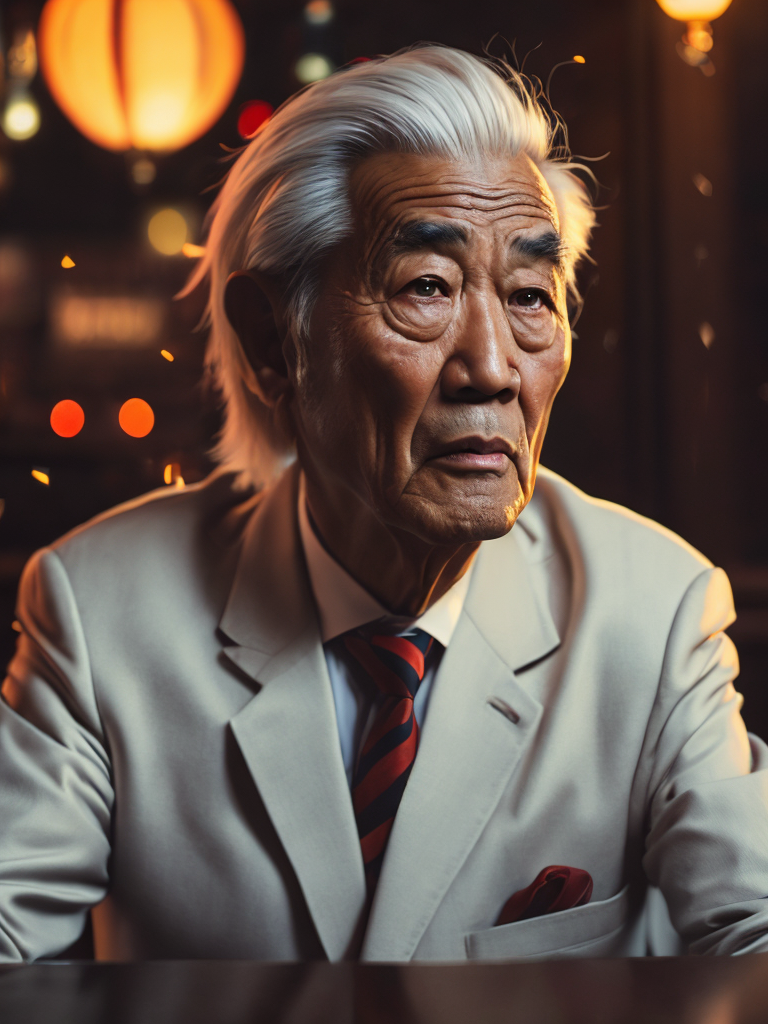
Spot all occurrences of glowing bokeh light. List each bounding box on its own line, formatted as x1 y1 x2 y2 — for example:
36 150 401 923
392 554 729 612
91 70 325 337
31 469 50 485
573 55 586 64
148 208 188 255
304 0 334 25
237 99 272 139
656 0 732 19
181 242 205 258
294 53 334 84
131 157 156 184
61 254 75 268
8 29 38 81
119 397 154 437
2 93 41 140
160 349 174 361
699 322 715 349
50 399 85 437
38 0 245 153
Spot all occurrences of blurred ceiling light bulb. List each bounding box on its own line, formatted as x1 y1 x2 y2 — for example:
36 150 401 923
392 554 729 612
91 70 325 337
38 0 245 153
294 53 334 83
304 0 334 24
656 0 732 64
148 208 188 255
2 91 41 140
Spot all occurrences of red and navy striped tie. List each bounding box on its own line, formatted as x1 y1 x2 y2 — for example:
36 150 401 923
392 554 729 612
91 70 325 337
343 627 434 888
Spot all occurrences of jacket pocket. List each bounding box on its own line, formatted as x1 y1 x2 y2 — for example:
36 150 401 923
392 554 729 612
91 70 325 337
465 885 631 960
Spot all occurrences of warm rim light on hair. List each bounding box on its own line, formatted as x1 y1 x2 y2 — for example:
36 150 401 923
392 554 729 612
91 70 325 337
119 397 155 437
50 399 85 437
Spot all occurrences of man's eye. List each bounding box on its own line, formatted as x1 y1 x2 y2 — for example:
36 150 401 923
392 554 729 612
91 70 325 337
409 278 442 298
512 288 547 309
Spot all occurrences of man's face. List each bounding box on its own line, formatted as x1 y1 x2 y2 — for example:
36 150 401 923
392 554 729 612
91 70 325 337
291 151 571 546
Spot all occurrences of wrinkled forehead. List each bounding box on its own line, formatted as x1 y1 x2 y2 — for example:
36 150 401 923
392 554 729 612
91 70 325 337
348 151 560 260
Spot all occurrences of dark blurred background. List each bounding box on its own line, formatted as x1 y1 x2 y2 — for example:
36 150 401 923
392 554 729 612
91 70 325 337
1 0 767 730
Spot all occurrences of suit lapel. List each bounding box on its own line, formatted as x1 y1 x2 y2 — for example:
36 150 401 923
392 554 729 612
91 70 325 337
220 466 366 961
361 527 560 961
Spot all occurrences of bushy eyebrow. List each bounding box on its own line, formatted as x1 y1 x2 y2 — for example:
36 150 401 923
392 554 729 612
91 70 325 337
511 230 565 268
386 220 468 253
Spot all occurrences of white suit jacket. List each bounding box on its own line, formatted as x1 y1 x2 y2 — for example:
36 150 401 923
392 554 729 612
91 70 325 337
3 463 768 962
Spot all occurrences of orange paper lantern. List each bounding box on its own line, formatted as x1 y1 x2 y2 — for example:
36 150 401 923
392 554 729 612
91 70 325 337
38 0 245 153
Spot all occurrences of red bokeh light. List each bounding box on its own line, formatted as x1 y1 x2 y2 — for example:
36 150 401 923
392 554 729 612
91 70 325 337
50 399 85 437
119 398 154 438
237 100 273 139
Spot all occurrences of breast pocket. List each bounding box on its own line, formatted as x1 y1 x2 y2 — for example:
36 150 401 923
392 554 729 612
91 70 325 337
465 885 632 961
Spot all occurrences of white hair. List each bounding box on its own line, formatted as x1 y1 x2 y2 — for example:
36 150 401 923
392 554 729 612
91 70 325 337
183 45 596 489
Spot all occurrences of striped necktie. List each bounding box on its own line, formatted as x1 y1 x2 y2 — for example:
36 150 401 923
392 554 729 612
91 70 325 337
342 627 434 888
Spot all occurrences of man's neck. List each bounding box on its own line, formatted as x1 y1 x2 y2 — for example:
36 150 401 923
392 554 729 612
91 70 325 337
303 475 479 619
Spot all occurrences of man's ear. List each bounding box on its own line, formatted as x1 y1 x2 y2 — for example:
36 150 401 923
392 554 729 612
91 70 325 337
223 270 293 408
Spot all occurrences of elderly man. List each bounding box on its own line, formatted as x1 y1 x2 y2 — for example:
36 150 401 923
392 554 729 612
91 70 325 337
2 46 768 964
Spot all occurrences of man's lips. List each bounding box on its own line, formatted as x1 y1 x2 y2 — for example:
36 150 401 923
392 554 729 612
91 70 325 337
428 435 516 472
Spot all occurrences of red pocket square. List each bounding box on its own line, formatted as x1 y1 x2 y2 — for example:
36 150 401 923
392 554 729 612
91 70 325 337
495 865 593 926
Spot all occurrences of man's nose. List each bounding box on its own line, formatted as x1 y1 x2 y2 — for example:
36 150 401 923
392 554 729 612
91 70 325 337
440 292 521 403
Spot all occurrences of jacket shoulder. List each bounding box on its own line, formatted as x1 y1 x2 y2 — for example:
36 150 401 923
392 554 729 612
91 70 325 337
524 467 714 588
44 469 260 582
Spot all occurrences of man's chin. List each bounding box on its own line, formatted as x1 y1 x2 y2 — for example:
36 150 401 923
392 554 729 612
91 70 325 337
396 491 526 546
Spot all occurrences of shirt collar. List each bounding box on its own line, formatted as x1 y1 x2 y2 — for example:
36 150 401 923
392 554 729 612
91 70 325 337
298 473 474 646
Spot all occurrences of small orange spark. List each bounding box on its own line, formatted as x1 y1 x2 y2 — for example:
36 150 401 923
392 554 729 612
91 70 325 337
175 476 186 489
11 620 22 633
160 349 174 362
61 255 76 268
573 55 586 64
181 243 205 258
31 469 50 485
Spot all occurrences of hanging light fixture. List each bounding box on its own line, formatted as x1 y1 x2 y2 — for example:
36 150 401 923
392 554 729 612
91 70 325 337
655 0 733 70
37 0 245 153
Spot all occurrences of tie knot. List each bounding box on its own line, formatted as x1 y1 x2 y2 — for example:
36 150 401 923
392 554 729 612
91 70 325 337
343 627 434 699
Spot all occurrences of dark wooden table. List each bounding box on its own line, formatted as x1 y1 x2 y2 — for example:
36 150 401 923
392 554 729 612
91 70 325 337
3 958 768 1024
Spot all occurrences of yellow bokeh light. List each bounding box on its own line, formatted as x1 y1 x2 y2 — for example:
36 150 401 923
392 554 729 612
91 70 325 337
181 242 205 258
38 0 245 153
160 349 174 361
164 462 183 486
31 469 50 485
294 53 334 84
2 93 41 140
148 208 187 255
573 55 586 64
61 254 76 268
656 0 732 19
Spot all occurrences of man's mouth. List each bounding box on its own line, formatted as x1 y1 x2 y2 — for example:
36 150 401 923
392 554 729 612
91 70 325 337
428 436 515 472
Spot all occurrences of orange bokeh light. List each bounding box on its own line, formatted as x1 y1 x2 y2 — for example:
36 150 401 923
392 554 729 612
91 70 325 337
119 397 154 437
50 399 85 437
38 0 245 153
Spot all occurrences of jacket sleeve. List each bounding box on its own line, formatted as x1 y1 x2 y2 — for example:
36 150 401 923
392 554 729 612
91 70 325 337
642 566 768 954
0 547 113 961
